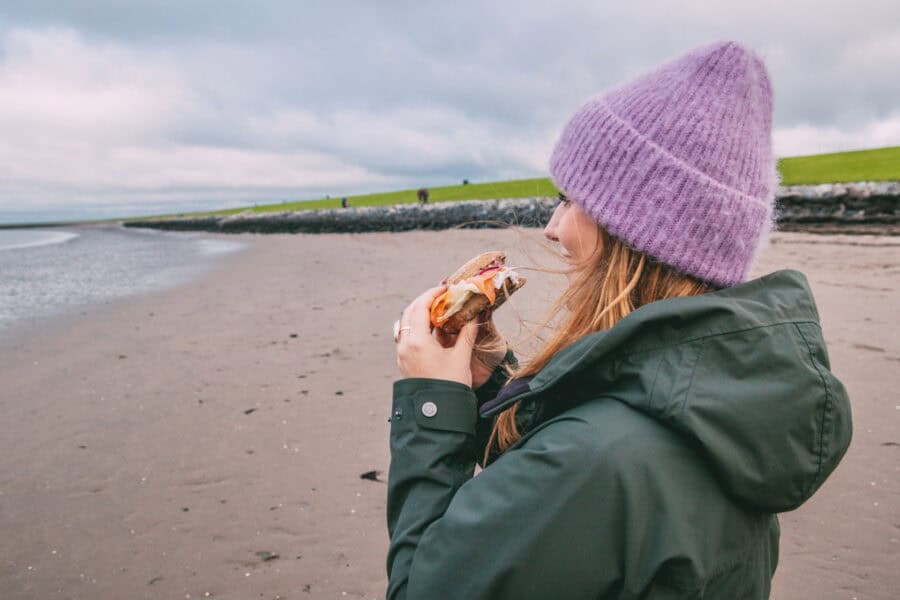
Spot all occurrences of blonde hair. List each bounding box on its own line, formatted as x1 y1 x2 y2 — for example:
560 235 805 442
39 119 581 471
483 226 713 464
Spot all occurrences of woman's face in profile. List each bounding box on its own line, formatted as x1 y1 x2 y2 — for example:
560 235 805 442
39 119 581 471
544 195 601 266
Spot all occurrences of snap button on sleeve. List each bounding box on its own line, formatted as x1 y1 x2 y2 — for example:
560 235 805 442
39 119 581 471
421 402 438 417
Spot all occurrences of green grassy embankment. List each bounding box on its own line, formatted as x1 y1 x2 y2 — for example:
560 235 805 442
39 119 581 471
776 145 900 185
139 178 558 220
139 146 899 220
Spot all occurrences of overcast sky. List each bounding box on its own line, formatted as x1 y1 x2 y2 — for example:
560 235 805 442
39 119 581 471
1 1 898 217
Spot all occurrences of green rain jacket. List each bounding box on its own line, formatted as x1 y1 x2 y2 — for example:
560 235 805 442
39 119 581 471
386 270 852 599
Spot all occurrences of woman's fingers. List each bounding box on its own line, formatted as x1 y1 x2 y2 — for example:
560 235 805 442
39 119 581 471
395 285 475 386
434 327 455 348
475 318 499 343
400 285 446 339
454 320 479 357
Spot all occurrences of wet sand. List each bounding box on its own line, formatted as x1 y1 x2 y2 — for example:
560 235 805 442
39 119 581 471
0 228 897 599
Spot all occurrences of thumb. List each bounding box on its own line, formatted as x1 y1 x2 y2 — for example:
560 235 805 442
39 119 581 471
454 320 479 356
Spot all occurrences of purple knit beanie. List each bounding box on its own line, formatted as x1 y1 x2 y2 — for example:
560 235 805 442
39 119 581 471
549 41 778 287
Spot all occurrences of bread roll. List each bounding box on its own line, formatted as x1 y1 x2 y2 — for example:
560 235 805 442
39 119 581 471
433 251 526 334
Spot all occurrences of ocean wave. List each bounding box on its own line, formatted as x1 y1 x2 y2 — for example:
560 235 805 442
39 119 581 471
0 230 79 252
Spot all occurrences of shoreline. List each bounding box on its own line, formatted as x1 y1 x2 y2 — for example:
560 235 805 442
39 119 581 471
1 229 897 599
0 225 248 350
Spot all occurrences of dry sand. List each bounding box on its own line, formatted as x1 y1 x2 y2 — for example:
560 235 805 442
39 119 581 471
0 228 897 600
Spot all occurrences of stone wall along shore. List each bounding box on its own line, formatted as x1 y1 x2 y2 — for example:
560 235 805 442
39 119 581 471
125 181 899 235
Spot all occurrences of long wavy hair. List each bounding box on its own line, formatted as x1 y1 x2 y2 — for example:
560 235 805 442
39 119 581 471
482 225 713 464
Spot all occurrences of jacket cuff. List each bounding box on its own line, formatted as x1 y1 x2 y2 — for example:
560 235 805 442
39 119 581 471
392 378 478 435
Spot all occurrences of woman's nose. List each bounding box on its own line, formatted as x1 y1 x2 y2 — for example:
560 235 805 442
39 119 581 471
543 222 557 242
544 206 560 242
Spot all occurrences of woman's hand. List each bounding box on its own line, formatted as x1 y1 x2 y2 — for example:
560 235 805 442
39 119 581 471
396 286 480 387
436 310 508 390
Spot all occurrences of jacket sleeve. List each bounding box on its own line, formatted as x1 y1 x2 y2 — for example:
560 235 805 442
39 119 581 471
473 349 518 464
386 380 623 599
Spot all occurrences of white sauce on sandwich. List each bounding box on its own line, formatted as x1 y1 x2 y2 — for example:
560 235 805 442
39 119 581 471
492 267 520 289
440 281 481 321
439 267 520 322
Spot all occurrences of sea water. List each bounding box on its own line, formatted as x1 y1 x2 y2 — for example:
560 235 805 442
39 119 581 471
0 226 245 336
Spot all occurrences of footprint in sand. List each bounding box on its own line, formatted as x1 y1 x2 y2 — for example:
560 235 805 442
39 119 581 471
852 343 885 353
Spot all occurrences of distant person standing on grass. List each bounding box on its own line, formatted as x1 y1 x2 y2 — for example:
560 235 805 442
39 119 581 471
417 188 429 204
341 197 348 208
388 41 852 599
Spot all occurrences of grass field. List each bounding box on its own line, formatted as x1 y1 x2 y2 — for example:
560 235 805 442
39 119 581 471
777 146 900 185
152 146 900 219
159 178 559 219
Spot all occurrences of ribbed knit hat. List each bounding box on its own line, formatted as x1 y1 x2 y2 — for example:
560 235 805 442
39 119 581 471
549 41 778 287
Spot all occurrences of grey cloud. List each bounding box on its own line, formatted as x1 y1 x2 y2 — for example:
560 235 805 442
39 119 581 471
0 1 898 215
8 1 896 128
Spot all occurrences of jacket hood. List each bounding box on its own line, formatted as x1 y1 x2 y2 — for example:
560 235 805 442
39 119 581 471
483 270 852 513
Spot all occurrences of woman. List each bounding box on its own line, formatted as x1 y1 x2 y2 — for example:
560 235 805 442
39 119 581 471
388 41 852 599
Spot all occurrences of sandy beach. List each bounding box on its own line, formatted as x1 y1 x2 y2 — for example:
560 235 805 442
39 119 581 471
1 227 897 599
